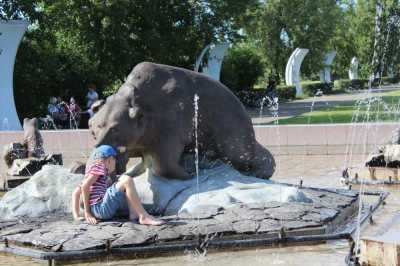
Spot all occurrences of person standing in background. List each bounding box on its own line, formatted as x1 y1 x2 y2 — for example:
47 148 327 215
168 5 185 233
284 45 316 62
86 83 99 109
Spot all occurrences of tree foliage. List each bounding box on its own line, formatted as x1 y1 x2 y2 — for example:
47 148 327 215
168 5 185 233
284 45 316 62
1 0 256 119
245 0 342 82
220 42 264 91
2 0 400 121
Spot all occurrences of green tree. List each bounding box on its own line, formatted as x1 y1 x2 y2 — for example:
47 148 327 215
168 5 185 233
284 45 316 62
245 0 342 82
330 2 357 78
2 0 257 120
220 42 264 91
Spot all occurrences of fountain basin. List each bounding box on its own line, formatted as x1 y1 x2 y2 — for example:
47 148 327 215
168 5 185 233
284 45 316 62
0 163 372 264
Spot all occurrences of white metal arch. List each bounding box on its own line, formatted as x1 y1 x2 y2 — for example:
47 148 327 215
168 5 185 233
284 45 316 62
194 43 229 81
319 51 336 83
285 48 309 96
348 57 359 80
0 20 28 131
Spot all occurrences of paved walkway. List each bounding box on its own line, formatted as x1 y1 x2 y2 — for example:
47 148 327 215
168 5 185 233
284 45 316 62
249 85 400 125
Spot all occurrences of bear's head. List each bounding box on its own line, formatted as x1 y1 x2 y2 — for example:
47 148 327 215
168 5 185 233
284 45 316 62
89 93 146 153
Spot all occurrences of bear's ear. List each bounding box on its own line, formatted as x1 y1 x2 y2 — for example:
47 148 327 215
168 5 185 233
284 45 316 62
91 100 105 113
31 118 39 128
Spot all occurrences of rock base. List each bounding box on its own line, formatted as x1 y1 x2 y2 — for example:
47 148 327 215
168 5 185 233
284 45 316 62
0 186 358 259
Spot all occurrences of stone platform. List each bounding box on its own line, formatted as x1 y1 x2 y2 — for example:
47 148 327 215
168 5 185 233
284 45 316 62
0 186 360 263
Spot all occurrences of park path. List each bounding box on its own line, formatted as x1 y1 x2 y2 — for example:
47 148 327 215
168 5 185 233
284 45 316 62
249 84 400 125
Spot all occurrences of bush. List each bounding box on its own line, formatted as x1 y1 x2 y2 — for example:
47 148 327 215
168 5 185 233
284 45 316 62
381 76 400 84
221 44 264 92
276 85 296 100
234 85 296 108
103 79 123 97
334 79 367 91
301 81 333 96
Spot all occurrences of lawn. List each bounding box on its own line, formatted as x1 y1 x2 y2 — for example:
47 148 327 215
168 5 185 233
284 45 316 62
273 90 400 125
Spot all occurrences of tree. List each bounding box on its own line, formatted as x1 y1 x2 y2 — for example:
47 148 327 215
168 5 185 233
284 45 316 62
2 0 257 120
245 0 342 82
220 42 264 91
329 1 358 79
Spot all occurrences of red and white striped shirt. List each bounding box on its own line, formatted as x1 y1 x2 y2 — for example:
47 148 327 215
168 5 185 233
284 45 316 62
84 161 109 205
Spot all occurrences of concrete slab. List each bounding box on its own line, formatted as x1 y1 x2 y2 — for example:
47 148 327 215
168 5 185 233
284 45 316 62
361 214 400 266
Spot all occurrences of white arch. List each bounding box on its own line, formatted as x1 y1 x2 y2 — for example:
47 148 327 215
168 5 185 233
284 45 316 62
194 43 229 81
0 20 28 131
285 48 309 96
194 44 210 73
319 50 336 83
348 57 358 80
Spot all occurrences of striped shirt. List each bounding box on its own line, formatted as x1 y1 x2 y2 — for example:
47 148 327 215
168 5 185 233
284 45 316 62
84 161 109 205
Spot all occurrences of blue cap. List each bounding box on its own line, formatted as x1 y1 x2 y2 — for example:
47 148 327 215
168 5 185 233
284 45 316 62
90 145 117 160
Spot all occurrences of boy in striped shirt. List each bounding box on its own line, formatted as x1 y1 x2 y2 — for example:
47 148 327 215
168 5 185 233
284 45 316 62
72 145 164 225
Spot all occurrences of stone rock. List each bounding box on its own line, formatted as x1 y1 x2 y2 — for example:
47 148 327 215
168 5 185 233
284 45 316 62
162 165 311 215
7 158 42 176
0 163 311 220
0 165 83 219
69 161 86 174
2 142 27 167
7 154 63 176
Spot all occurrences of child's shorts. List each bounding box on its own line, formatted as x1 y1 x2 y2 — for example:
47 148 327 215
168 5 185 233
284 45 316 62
90 184 129 220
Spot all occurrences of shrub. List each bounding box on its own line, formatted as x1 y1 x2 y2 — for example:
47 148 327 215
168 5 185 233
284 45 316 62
381 76 400 84
276 85 296 100
103 79 123 97
301 81 333 96
220 44 264 92
334 79 367 91
234 85 296 108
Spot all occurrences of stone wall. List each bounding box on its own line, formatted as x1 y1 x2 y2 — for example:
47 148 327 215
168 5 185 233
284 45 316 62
0 123 398 178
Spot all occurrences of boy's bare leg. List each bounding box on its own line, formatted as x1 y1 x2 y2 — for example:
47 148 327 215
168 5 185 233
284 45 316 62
71 186 84 221
116 175 165 225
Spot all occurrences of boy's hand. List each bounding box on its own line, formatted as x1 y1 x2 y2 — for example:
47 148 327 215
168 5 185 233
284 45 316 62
85 212 98 224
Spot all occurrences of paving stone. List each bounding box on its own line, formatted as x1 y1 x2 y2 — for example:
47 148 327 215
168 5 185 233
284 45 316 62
156 227 182 241
62 236 106 251
99 225 133 236
7 229 78 250
0 225 35 237
178 205 222 220
257 219 282 233
86 227 117 240
0 220 18 230
190 219 234 235
284 220 321 230
232 220 259 233
301 208 340 223
111 230 156 248
266 206 308 221
230 207 268 221
320 208 339 221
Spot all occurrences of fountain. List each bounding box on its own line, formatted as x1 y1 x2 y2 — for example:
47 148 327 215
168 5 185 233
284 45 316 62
0 63 385 265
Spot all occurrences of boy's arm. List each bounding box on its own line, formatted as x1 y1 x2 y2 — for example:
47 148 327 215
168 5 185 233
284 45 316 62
71 186 82 220
80 174 98 224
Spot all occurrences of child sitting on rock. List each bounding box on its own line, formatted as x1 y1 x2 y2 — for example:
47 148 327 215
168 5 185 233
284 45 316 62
71 145 164 225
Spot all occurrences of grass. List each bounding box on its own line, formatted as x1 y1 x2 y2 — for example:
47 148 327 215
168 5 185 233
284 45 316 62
272 90 400 125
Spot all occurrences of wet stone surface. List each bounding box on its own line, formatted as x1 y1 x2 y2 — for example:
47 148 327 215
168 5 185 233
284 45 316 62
0 187 358 254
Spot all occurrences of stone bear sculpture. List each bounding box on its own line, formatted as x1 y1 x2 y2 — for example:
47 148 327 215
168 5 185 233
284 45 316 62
23 118 45 158
89 62 275 180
